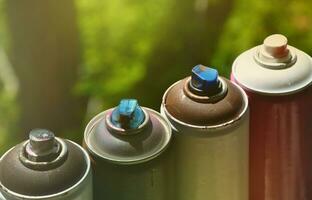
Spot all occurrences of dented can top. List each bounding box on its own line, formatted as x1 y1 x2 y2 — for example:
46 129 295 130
162 65 248 129
84 99 171 165
0 129 90 198
232 34 312 95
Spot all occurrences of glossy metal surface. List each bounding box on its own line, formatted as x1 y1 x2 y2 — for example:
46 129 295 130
246 88 312 200
163 112 249 200
232 35 312 95
163 77 244 127
161 70 249 200
231 34 312 200
0 171 92 200
84 108 171 164
91 150 174 200
0 140 92 200
84 106 173 200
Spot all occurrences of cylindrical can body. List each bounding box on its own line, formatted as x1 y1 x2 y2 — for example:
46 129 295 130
246 89 312 200
231 34 312 200
0 130 92 200
161 66 249 200
83 102 172 200
91 148 173 200
0 168 92 200
165 114 249 200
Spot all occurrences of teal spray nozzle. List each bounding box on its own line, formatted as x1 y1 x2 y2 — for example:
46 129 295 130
111 99 145 129
190 65 221 95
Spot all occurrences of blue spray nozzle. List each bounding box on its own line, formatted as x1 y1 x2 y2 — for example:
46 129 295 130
191 65 219 93
111 99 145 129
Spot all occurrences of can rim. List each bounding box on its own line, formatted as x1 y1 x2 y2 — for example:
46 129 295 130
232 46 312 96
0 139 91 199
161 77 249 131
83 107 172 165
232 74 312 96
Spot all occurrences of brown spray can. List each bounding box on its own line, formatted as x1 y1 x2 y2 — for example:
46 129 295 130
161 65 249 200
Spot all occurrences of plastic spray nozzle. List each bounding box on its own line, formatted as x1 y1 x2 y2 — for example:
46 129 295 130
257 34 293 66
111 99 145 129
191 65 220 95
262 34 289 58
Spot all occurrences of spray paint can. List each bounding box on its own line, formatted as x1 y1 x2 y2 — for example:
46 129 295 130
161 65 249 200
0 129 92 200
231 34 312 200
83 99 172 200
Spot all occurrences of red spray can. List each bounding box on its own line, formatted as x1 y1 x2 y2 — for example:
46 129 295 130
231 34 312 200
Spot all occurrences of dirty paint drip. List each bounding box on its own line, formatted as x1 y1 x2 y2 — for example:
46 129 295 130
111 99 145 129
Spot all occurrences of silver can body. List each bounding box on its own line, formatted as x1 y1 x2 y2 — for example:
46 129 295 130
92 151 173 200
84 107 173 200
161 78 249 200
0 140 93 200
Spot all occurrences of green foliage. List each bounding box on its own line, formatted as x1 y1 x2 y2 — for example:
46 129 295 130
0 54 18 153
0 0 4 45
77 0 312 110
211 0 312 76
0 0 18 153
0 90 18 153
76 0 171 107
1 0 312 149
76 0 236 111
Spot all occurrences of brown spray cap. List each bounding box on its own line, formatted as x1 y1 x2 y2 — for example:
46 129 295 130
162 65 247 127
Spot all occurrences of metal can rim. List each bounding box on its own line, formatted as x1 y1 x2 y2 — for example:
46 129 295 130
83 107 172 165
161 77 249 132
232 46 312 96
232 76 312 96
0 139 91 199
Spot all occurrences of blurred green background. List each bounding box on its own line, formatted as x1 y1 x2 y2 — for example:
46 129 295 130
0 0 311 154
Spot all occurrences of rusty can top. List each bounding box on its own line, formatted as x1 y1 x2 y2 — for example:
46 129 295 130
83 99 171 165
232 34 312 95
0 129 90 198
161 65 248 130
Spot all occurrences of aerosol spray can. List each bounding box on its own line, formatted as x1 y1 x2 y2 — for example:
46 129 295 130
83 99 172 200
0 129 93 200
231 34 312 200
161 65 249 200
